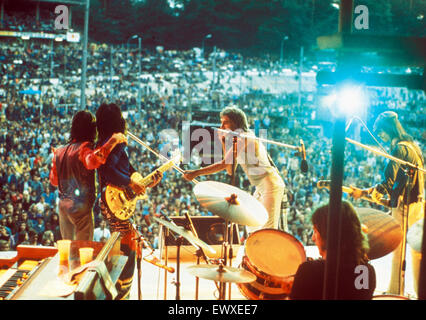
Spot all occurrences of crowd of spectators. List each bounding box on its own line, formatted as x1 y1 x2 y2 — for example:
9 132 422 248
1 8 58 33
1 35 425 254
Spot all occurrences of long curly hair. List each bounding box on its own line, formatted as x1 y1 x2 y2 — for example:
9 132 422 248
373 111 413 143
311 200 370 265
96 103 126 143
69 110 96 143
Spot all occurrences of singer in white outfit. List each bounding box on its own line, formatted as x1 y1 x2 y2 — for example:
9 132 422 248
183 106 285 230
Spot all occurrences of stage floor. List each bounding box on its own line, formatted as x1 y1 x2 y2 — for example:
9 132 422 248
129 245 418 300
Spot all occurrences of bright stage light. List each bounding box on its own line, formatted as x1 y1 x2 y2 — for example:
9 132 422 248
321 83 369 118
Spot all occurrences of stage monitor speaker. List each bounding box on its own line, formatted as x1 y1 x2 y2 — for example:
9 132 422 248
164 216 240 246
161 216 241 260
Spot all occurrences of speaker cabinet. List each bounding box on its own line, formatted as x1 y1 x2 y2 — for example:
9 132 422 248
184 121 221 166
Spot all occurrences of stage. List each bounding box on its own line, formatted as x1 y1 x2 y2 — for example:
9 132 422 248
129 245 418 300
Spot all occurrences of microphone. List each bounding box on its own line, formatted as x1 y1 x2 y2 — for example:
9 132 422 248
132 235 154 250
160 210 177 240
143 255 175 273
299 139 308 173
345 117 354 132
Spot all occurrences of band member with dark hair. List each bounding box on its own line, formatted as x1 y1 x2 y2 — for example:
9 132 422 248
287 201 376 300
183 106 285 230
49 110 127 241
352 111 424 295
96 103 162 300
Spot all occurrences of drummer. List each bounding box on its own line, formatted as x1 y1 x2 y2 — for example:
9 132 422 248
286 201 376 300
183 106 285 232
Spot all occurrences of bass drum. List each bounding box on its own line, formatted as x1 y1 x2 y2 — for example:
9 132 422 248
372 295 410 300
237 229 306 300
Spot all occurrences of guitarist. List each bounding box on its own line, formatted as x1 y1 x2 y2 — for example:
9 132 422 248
49 110 127 241
96 103 163 300
351 111 424 296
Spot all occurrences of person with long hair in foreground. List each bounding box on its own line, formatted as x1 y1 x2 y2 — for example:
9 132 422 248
287 201 376 300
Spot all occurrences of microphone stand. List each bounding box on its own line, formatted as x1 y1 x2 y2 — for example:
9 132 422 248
346 137 426 296
158 212 183 300
183 212 213 300
231 136 238 187
216 128 300 151
217 136 238 300
399 167 413 296
132 227 152 300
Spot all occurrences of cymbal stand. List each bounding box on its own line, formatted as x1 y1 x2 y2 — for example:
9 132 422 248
184 212 211 300
174 235 184 300
219 218 230 300
163 219 183 300
228 221 235 300
158 212 184 299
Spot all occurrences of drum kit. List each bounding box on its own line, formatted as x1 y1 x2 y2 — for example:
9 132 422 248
153 180 410 300
126 130 421 300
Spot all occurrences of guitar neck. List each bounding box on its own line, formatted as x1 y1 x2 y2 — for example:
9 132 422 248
140 160 177 186
317 181 390 208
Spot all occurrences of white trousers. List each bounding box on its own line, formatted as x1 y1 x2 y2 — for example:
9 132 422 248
249 172 285 232
388 200 424 296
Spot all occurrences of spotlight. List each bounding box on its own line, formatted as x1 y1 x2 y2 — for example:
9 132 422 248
322 82 368 118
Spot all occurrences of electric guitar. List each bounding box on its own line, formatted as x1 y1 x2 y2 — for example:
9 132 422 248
105 152 181 220
317 180 390 208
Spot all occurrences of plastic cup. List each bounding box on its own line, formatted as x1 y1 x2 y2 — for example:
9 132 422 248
79 247 94 266
57 240 71 264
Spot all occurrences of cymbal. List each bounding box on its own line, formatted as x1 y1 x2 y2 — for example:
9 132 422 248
356 207 403 260
153 216 216 254
407 219 424 253
193 181 268 227
187 264 257 283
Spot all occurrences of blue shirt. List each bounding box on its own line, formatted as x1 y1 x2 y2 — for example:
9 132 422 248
97 141 134 189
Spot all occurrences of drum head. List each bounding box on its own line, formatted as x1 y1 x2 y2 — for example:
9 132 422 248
372 295 410 300
245 229 306 278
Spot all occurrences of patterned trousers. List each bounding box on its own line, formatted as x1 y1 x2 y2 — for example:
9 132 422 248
99 196 137 300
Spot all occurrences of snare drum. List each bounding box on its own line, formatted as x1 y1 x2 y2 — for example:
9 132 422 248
237 229 306 300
